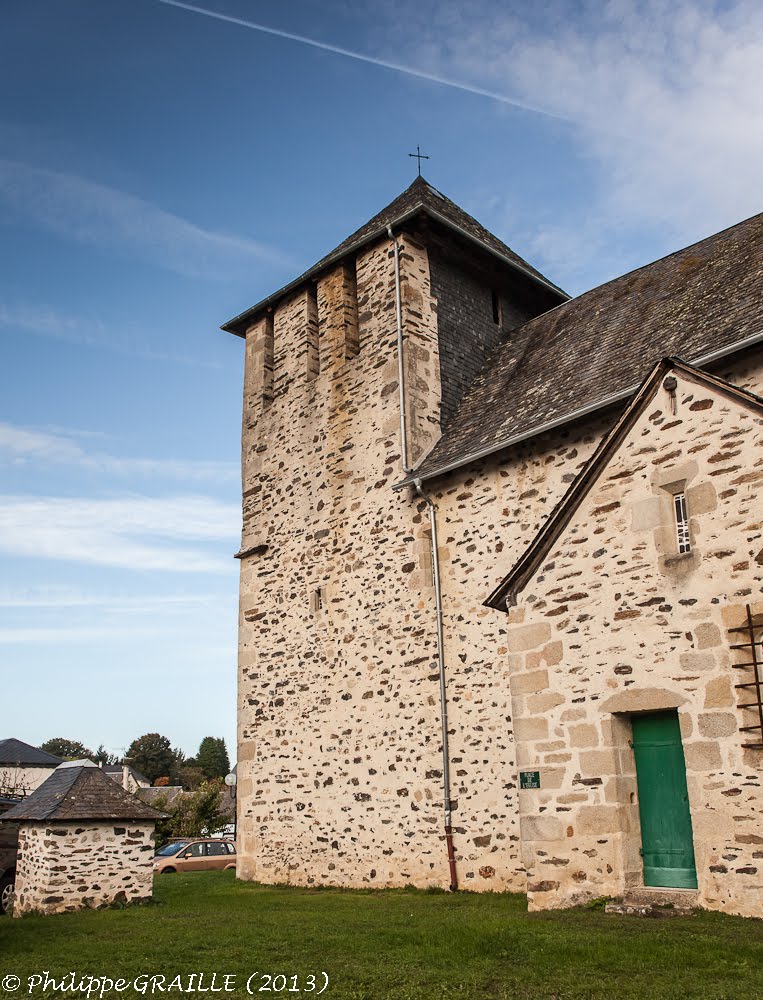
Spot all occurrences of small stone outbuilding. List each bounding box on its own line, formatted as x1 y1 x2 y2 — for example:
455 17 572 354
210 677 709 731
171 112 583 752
486 358 763 918
2 761 165 917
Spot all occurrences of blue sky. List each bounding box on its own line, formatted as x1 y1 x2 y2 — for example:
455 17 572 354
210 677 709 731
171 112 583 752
1 0 761 762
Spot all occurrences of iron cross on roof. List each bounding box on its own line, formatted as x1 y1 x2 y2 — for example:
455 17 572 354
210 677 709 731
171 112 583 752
408 145 430 176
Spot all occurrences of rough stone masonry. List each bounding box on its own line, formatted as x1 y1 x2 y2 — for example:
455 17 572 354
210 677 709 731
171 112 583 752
227 178 762 913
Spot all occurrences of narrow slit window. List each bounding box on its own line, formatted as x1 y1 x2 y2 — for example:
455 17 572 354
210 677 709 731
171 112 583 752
674 492 691 553
310 587 323 613
491 290 502 326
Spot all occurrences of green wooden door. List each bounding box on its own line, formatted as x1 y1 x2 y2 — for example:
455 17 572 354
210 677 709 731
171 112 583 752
632 711 698 889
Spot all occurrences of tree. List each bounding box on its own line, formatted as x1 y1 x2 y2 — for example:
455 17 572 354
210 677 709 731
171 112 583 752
125 733 176 785
39 738 93 761
196 737 230 781
93 744 119 766
175 764 205 791
147 781 228 847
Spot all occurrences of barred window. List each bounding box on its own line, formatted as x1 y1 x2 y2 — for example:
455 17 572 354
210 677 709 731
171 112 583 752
674 492 691 554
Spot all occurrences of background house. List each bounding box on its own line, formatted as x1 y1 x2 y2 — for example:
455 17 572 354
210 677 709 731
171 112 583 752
101 764 150 794
0 739 62 798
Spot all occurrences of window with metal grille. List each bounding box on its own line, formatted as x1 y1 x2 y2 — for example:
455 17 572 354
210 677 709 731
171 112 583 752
674 492 691 553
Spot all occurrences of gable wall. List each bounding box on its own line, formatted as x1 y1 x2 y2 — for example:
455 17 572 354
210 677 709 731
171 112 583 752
503 361 763 917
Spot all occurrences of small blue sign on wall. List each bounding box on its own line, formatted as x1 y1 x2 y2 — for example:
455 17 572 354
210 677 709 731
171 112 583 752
519 770 541 790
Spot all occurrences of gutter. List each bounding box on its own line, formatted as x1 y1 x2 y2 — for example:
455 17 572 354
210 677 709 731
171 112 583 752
393 327 763 491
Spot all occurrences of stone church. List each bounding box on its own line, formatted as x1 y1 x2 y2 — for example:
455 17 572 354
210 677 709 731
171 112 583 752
223 177 762 917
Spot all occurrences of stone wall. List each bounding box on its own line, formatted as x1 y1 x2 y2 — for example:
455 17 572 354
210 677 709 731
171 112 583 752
236 226 606 891
503 366 763 917
427 243 540 428
13 822 155 916
236 215 763 902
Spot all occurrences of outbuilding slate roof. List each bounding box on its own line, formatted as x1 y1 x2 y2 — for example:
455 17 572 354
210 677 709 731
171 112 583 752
0 765 166 822
400 211 763 487
222 176 566 336
0 738 62 767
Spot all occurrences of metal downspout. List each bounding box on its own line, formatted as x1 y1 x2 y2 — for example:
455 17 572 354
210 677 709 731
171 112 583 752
388 225 411 474
415 478 458 892
389 225 456 890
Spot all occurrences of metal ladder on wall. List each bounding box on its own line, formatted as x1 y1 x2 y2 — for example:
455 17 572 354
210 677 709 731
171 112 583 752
728 604 763 749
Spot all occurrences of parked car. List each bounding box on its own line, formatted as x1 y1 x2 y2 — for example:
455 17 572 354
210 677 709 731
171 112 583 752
0 796 21 914
153 838 236 874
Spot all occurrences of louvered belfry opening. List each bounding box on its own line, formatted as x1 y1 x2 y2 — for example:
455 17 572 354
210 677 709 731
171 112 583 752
728 605 763 750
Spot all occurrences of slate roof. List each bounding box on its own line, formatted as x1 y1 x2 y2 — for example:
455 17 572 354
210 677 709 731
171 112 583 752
0 738 62 768
103 764 149 786
138 785 184 806
399 211 763 487
222 176 566 336
485 358 763 610
0 765 166 822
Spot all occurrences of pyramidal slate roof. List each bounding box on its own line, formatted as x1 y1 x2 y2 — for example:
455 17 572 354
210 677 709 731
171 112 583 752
0 764 166 822
0 738 62 768
222 176 566 336
399 211 763 487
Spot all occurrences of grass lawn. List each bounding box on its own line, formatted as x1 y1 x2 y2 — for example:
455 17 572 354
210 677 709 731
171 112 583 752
1 873 762 999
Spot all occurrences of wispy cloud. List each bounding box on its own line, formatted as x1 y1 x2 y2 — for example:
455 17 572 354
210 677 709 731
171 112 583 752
0 158 291 279
0 625 168 644
0 303 222 368
0 586 223 611
376 0 763 286
0 495 239 572
154 0 571 123
0 421 238 483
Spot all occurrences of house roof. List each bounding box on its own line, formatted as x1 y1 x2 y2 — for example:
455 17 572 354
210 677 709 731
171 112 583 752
397 211 763 488
103 764 149 785
221 176 567 336
138 785 184 806
484 358 763 611
0 764 167 822
0 738 62 768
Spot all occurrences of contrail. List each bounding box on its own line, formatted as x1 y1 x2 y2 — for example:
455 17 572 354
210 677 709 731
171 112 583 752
155 0 571 124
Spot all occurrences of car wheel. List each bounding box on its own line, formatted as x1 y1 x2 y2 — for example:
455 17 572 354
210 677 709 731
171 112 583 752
161 867 177 874
0 873 14 915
